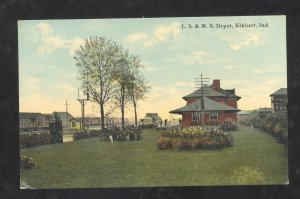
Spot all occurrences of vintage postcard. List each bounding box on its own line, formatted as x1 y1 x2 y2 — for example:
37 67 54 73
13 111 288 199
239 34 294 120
18 16 288 189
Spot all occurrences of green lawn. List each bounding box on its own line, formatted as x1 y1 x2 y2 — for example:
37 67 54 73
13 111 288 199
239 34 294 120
20 125 288 188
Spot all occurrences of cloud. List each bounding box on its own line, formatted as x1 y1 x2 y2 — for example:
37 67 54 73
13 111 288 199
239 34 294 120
68 37 86 55
125 22 181 48
153 22 180 41
36 22 85 55
220 30 267 51
126 33 149 42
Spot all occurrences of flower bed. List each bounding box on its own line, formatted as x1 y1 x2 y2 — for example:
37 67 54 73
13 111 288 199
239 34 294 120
157 126 233 150
20 155 36 169
100 126 142 141
73 126 142 141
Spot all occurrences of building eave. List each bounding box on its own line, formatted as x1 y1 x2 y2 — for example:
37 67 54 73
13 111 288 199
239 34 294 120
169 97 240 115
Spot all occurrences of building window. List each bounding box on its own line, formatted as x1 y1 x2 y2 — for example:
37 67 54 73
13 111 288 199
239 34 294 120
192 112 201 121
210 112 218 120
72 121 76 127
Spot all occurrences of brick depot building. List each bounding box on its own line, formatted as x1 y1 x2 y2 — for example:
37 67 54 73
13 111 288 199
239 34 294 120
170 79 241 127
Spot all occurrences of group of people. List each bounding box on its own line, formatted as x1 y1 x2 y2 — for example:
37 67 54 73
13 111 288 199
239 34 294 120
155 119 168 127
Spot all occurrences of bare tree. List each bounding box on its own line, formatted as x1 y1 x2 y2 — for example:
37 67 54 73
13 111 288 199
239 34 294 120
127 56 150 126
74 36 121 130
113 55 131 130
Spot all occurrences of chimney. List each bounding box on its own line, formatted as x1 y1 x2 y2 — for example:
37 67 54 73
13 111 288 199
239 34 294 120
212 79 220 91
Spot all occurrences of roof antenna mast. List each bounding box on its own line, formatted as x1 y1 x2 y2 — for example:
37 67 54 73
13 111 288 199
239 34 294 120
195 74 209 126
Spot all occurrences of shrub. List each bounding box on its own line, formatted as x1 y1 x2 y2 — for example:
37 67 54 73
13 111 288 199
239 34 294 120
99 126 142 142
20 155 36 169
73 131 90 140
220 121 237 131
241 112 287 144
89 130 100 138
20 132 53 149
140 124 156 129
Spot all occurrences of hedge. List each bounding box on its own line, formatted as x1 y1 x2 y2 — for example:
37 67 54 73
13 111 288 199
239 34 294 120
20 132 54 149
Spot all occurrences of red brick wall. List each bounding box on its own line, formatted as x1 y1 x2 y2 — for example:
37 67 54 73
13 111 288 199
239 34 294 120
227 98 237 108
181 111 238 127
212 80 220 91
186 98 199 105
182 112 192 127
224 112 238 122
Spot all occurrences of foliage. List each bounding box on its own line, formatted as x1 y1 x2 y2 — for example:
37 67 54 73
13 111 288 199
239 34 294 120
74 36 150 130
73 131 90 140
140 123 156 129
99 126 142 141
20 155 36 169
72 126 142 142
219 121 237 131
89 130 101 137
240 112 288 144
127 66 151 126
157 126 233 150
20 132 54 149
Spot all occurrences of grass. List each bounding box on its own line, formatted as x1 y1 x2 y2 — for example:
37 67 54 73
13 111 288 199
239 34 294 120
20 125 288 188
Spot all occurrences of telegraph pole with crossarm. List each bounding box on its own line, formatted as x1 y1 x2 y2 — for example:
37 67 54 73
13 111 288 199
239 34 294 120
64 100 70 128
195 74 209 126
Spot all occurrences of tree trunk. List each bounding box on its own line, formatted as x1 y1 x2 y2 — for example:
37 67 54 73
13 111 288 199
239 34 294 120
133 100 137 126
121 86 125 130
100 103 105 130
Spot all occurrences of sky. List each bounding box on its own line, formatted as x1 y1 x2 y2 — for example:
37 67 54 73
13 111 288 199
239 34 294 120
18 16 287 120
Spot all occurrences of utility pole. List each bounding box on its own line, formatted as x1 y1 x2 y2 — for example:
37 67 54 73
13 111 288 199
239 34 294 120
195 74 209 126
77 88 89 131
64 100 70 128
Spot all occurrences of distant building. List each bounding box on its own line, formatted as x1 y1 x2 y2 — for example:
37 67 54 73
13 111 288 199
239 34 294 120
70 117 129 130
258 107 273 118
270 88 287 113
237 111 252 122
170 79 241 127
19 112 50 130
144 113 162 124
51 112 74 129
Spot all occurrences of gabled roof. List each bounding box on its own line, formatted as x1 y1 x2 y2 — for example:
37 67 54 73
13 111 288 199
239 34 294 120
270 88 287 96
183 85 241 100
169 97 240 114
52 112 74 121
19 112 42 119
